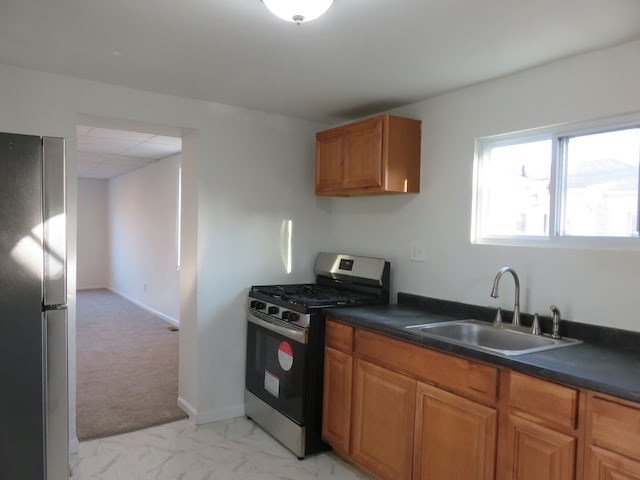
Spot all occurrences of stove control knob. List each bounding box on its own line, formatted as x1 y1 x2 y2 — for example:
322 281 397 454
282 311 291 321
268 306 279 315
251 301 266 310
289 312 299 322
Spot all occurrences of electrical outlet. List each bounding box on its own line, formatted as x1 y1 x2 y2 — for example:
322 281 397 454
410 241 426 262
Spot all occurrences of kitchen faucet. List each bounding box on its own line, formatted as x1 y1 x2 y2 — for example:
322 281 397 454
490 267 521 326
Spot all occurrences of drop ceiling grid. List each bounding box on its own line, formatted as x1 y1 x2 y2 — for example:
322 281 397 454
76 125 182 179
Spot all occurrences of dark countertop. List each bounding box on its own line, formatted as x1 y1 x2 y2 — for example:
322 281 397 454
325 296 640 404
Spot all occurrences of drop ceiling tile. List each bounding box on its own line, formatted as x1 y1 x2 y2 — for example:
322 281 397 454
150 135 182 147
76 125 181 178
77 151 104 162
76 164 96 177
78 137 140 154
85 127 155 142
123 142 181 159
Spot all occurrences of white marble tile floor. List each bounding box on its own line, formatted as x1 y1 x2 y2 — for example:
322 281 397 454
71 417 372 480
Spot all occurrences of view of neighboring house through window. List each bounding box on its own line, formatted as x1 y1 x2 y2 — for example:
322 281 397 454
561 128 639 237
473 116 640 245
475 138 552 238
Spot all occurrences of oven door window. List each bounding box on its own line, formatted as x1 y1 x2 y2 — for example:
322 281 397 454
246 317 307 425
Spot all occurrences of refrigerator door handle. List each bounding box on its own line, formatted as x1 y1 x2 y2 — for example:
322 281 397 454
42 137 66 307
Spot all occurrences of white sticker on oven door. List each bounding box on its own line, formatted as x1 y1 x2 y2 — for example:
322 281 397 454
278 341 294 371
264 370 279 397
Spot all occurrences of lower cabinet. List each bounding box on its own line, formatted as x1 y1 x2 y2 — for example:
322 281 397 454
587 446 640 480
322 319 640 480
321 346 353 455
351 358 416 480
504 414 576 480
586 394 640 480
413 382 497 480
501 372 579 480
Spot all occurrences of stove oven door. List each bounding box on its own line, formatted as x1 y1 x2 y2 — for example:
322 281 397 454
246 312 307 425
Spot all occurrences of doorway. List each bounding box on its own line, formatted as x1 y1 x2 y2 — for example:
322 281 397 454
75 118 186 439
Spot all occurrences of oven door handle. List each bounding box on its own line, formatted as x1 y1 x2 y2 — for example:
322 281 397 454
248 312 307 344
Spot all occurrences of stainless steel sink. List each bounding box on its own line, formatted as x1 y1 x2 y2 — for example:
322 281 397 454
405 319 581 356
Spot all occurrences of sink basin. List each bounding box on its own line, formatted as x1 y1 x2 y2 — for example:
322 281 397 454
405 319 581 356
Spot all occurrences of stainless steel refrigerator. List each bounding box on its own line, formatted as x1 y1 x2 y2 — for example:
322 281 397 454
0 133 69 479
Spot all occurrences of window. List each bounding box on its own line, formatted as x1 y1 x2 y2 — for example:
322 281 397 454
473 116 640 246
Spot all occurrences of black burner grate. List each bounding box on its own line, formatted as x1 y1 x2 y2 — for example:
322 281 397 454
252 284 376 307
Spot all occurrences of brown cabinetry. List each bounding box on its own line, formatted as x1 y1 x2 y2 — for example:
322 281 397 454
322 318 640 480
414 382 497 480
322 347 353 455
315 114 421 196
322 320 354 455
351 358 416 480
501 372 580 480
323 319 498 480
504 414 576 480
587 447 640 479
586 393 640 480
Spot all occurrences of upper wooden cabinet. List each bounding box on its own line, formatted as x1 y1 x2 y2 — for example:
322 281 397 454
315 114 422 196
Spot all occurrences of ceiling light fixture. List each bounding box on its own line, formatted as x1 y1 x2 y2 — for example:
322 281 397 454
262 0 334 25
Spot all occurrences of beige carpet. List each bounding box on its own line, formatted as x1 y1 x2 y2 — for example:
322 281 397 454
76 289 187 440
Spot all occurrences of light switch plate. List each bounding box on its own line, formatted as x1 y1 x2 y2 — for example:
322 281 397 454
410 241 426 262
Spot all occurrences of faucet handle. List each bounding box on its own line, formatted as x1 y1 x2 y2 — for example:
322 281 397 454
531 313 542 335
493 307 503 328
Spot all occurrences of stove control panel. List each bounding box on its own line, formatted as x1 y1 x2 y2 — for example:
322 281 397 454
248 298 310 329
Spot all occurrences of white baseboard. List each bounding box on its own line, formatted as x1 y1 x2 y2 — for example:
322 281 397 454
177 396 197 424
108 288 179 326
77 285 108 291
177 396 245 426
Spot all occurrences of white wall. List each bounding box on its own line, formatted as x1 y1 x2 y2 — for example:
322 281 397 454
76 178 109 289
326 39 640 333
185 113 335 423
108 154 181 323
0 62 333 448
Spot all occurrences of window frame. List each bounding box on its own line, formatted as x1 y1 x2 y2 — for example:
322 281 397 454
472 113 640 250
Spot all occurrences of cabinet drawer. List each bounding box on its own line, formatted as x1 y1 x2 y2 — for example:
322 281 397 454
355 328 498 405
589 395 640 462
326 319 354 352
509 372 579 430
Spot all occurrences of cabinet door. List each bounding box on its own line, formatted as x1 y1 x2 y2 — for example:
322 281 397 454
505 414 576 480
414 382 497 480
587 446 640 480
321 347 353 454
343 116 383 190
351 358 416 480
316 128 344 193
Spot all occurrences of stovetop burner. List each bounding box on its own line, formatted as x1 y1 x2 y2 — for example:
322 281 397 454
251 284 377 307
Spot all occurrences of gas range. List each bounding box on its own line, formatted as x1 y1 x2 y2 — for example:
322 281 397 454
245 252 390 458
248 252 390 329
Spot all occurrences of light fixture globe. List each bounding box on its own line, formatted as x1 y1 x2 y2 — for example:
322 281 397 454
263 0 334 24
